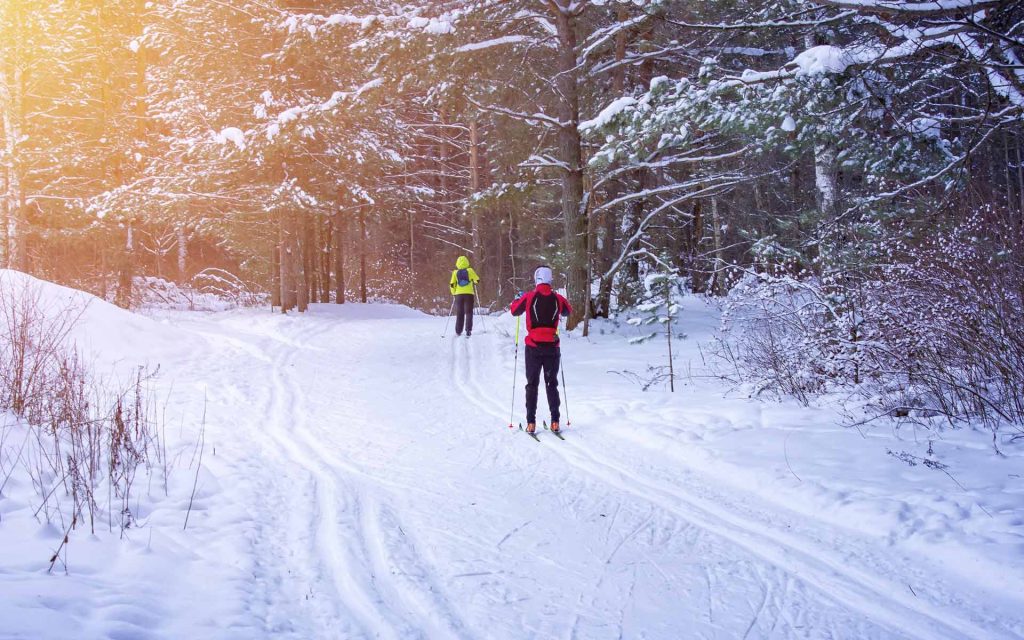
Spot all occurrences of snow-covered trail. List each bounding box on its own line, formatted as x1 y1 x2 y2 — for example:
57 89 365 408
163 304 1020 640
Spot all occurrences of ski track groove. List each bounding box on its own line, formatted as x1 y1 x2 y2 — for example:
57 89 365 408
457 331 998 640
268 320 420 640
272 319 472 640
173 312 1016 640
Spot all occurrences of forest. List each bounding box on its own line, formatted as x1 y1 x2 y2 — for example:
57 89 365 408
2 0 1023 429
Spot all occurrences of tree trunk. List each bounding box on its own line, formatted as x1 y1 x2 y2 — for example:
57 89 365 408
813 139 839 271
333 212 345 304
304 213 317 304
690 198 705 291
115 222 135 308
666 283 675 393
616 21 655 309
470 118 484 302
296 213 308 312
279 209 298 312
710 196 725 295
591 6 631 319
552 5 588 330
617 169 647 307
0 165 7 268
176 223 187 281
359 208 367 303
1 4 26 271
320 213 331 302
271 245 281 309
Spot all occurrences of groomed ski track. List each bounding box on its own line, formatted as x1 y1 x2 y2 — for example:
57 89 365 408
169 303 1021 640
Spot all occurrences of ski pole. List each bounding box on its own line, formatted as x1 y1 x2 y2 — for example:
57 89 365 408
561 354 570 427
508 314 521 429
557 315 571 428
442 295 456 338
474 283 488 333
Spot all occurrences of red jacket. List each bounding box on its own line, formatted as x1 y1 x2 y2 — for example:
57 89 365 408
510 284 572 347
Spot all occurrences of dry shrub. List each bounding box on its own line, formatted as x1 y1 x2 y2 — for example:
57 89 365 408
0 275 166 570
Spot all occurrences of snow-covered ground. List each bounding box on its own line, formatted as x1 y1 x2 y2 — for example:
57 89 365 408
1 273 1022 639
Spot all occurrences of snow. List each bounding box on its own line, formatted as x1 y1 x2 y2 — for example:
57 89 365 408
793 45 852 75
213 126 246 151
420 18 454 35
455 35 530 53
580 97 637 132
2 274 1023 638
781 115 797 132
910 116 941 139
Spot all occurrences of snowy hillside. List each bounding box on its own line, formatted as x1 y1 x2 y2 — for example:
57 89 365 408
1 273 1022 639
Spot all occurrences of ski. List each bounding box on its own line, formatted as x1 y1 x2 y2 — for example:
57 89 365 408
518 423 541 442
543 422 566 440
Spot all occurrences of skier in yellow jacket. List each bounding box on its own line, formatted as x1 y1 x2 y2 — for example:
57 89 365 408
449 256 480 337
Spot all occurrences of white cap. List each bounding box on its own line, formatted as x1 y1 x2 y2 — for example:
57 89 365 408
534 266 553 286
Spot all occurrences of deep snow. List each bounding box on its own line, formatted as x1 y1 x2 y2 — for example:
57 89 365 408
1 272 1022 639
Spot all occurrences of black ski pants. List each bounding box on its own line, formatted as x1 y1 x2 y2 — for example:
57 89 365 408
454 293 474 335
525 344 560 424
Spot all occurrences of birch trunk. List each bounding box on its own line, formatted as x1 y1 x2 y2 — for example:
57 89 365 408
1 5 26 271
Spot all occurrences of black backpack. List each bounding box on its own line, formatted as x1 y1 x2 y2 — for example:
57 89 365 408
456 268 471 287
530 291 559 328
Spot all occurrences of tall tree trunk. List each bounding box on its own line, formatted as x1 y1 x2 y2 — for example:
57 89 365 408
690 198 705 291
1 2 26 271
616 21 655 309
593 6 630 319
813 139 839 272
552 5 587 330
176 222 187 281
296 213 308 312
1016 131 1024 219
333 212 345 304
710 196 725 295
359 208 367 303
508 205 520 293
115 222 135 308
617 169 647 307
320 213 331 303
304 213 317 304
280 209 298 312
271 245 281 309
0 165 7 268
470 117 484 301
438 108 449 218
115 0 148 307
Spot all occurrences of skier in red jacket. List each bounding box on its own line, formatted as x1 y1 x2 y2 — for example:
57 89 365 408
510 265 572 435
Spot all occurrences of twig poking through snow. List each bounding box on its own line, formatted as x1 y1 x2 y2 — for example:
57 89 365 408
184 394 207 531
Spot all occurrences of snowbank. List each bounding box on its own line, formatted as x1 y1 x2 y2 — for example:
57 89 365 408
0 270 194 369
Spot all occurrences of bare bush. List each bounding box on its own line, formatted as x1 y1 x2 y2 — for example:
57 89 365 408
191 268 264 308
714 212 1024 445
714 270 866 404
0 278 84 416
0 276 167 569
866 215 1024 441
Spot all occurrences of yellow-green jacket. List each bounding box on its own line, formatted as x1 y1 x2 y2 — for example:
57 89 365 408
450 256 480 295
